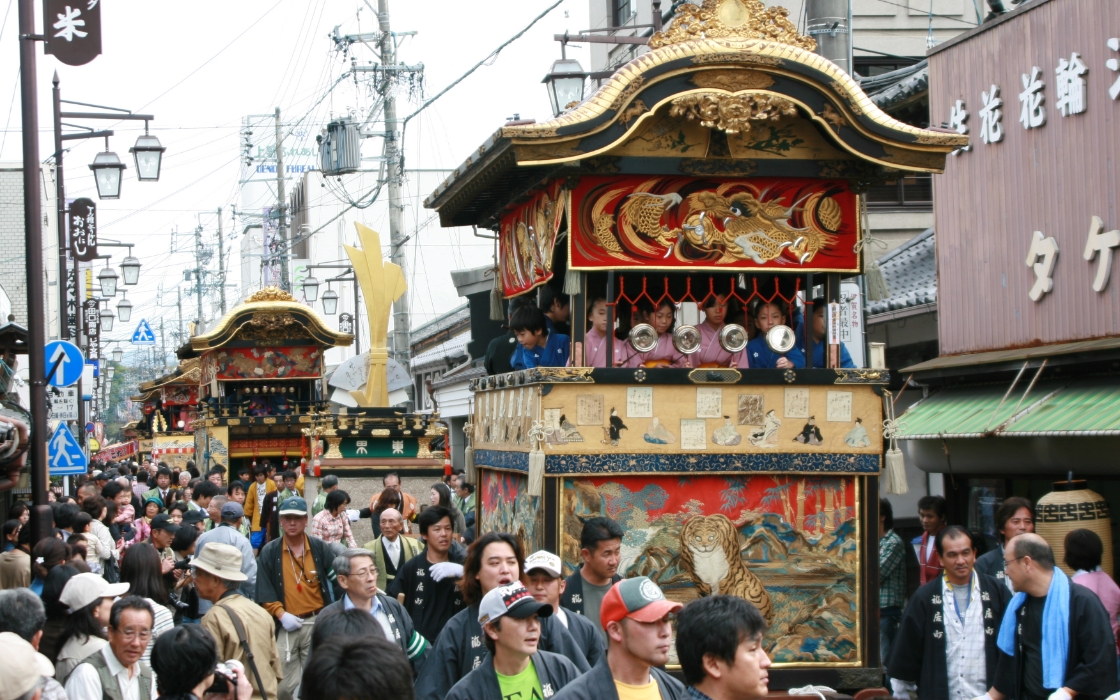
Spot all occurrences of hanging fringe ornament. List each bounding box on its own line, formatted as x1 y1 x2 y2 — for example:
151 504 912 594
858 196 891 302
563 259 581 296
526 419 550 497
463 420 476 484
489 237 505 321
881 390 909 495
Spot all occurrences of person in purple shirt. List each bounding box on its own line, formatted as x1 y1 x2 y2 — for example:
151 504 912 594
510 306 570 369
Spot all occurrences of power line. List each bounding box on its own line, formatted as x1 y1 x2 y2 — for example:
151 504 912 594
871 0 977 26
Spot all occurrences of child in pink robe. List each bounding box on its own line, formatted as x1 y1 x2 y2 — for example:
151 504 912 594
623 300 686 368
691 294 749 368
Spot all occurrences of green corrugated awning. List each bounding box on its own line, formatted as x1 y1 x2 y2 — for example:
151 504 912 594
897 377 1120 439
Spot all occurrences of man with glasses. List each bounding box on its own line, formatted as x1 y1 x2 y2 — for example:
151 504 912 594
985 533 1117 700
65 597 157 700
887 525 1011 700
974 498 1034 592
321 549 430 671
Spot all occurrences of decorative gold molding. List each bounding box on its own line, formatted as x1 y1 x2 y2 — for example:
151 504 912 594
608 76 646 111
248 287 295 303
669 92 796 136
691 69 775 92
678 158 758 176
821 103 847 131
691 52 784 66
372 429 391 437
618 99 649 127
648 0 815 52
324 437 343 459
416 437 434 459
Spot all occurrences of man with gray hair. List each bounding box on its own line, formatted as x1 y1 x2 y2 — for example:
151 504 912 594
195 501 257 615
0 590 66 700
984 533 1118 700
362 508 421 593
320 548 430 671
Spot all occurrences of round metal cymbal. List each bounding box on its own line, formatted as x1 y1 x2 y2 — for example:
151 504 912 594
628 323 658 353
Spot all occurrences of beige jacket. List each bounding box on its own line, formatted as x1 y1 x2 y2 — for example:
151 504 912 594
0 548 30 590
200 592 283 700
55 634 107 685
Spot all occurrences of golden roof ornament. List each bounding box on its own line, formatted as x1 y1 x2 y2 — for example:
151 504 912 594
648 0 816 52
248 287 296 303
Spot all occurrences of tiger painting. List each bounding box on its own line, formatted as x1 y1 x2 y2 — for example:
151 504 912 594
678 513 773 622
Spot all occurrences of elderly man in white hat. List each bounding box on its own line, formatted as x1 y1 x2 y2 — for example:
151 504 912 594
0 631 57 700
196 542 282 700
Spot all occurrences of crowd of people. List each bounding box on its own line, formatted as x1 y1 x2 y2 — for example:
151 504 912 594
880 495 1120 700
0 459 775 700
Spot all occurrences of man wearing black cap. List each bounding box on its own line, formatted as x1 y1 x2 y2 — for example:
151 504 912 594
255 496 337 700
447 581 583 700
148 513 180 583
195 501 257 612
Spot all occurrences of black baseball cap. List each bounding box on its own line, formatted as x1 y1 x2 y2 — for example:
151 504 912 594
150 513 180 534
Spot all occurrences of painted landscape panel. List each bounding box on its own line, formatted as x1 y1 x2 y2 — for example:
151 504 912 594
480 469 545 557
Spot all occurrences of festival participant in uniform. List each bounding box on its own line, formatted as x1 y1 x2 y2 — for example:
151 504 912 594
799 298 855 368
676 595 771 700
415 532 590 700
581 297 633 368
511 306 571 370
363 508 422 593
447 582 584 700
694 294 749 368
624 300 686 368
562 517 623 641
974 497 1034 592
524 549 604 668
989 534 1118 700
553 576 686 700
745 300 805 369
887 526 1011 700
389 506 466 644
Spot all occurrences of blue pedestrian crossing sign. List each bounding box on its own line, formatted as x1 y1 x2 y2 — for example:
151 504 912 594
131 319 156 346
44 340 84 387
48 423 86 476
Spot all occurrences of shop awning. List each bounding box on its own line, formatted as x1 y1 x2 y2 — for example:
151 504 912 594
897 377 1120 439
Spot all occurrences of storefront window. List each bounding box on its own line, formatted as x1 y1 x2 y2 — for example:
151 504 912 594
968 479 1005 551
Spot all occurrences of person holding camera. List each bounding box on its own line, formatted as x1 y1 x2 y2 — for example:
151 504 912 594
196 543 282 700
150 624 253 700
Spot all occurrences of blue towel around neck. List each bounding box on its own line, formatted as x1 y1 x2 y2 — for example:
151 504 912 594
996 567 1071 690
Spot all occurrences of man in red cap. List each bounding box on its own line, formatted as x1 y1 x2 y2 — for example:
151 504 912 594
553 576 686 700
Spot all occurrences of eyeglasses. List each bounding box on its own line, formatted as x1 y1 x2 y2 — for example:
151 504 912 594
115 628 152 642
1003 555 1026 566
342 567 377 580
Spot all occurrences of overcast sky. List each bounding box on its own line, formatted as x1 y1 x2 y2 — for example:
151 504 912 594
0 0 594 349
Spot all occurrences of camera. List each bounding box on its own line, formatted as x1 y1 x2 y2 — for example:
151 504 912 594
206 659 244 695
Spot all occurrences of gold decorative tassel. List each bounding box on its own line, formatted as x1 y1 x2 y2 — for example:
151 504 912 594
866 259 890 302
463 420 476 484
859 195 890 302
563 265 581 296
527 419 549 497
881 390 909 495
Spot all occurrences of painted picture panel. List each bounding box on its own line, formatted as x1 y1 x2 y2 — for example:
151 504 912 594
498 180 567 297
480 469 545 557
561 474 859 664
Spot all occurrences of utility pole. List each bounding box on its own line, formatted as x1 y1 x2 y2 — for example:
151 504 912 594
177 287 183 344
159 319 167 371
378 0 411 370
275 107 289 291
194 224 204 333
217 207 227 313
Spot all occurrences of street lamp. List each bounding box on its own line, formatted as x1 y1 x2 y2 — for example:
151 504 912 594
120 254 140 285
129 130 165 182
99 306 114 332
107 365 115 380
112 347 123 362
321 287 339 315
98 263 119 297
116 293 132 322
542 58 587 117
89 150 127 199
302 275 320 303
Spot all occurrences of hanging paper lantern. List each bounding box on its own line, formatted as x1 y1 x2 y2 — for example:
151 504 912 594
1036 480 1114 577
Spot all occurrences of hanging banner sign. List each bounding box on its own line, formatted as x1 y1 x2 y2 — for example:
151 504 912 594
68 198 98 262
43 0 102 67
498 181 566 297
83 298 100 346
568 176 860 274
338 313 354 335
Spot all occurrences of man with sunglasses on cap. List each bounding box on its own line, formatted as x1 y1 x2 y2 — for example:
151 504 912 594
447 581 584 700
524 550 605 669
554 576 686 700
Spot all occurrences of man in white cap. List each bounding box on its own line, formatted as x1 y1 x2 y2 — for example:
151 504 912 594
524 550 605 669
553 576 686 700
446 582 584 700
196 542 282 700
196 500 258 614
0 631 57 700
66 596 157 700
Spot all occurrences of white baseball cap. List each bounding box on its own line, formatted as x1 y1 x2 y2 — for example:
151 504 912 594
0 632 54 700
478 582 553 626
60 572 130 611
524 550 562 578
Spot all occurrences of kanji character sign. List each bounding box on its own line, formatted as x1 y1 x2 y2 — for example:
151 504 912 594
979 85 1003 144
949 100 970 154
1084 216 1120 293
1025 231 1059 302
1055 52 1089 117
1019 67 1046 129
43 0 102 66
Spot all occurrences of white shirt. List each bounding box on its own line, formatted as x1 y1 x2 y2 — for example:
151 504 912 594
343 594 394 643
65 645 156 700
383 536 401 568
943 574 987 700
555 607 569 629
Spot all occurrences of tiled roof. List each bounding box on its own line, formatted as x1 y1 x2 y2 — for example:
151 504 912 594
410 303 470 347
862 60 929 112
867 228 937 316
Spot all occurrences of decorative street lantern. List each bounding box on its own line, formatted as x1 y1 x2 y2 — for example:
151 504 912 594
98 306 114 332
89 150 126 199
129 132 165 181
302 275 320 302
120 255 141 285
321 287 339 315
112 347 123 362
542 58 587 117
116 294 132 322
98 263 118 297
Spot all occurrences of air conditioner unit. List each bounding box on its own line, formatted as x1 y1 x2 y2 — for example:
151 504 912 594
317 118 361 176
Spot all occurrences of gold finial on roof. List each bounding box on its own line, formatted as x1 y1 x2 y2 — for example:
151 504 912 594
648 0 816 52
248 287 296 303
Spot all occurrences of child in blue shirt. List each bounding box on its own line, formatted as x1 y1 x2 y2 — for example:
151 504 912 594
509 305 570 369
746 300 806 369
798 298 855 368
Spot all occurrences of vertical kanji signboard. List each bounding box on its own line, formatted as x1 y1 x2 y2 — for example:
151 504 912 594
68 197 97 262
43 0 102 66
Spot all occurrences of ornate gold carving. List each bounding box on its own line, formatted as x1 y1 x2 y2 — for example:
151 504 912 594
678 158 757 176
227 419 241 426
819 160 877 179
691 53 784 66
534 367 595 381
915 132 965 145
608 75 646 111
618 99 649 127
263 417 276 425
581 156 620 174
669 92 796 136
372 429 391 437
830 83 864 115
513 141 585 162
649 0 815 51
688 368 742 383
238 311 314 342
821 103 847 131
691 69 774 92
881 145 949 170
324 437 343 459
248 287 296 303
416 437 434 459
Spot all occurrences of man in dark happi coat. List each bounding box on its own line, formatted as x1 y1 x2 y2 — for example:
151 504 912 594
888 526 1011 700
